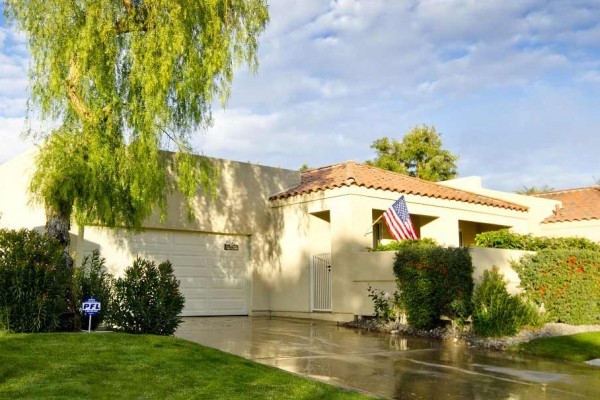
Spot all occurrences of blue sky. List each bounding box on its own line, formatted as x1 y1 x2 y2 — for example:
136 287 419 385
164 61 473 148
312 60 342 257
1 0 599 191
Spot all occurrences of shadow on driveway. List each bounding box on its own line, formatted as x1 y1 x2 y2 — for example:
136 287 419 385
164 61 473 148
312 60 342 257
177 317 600 399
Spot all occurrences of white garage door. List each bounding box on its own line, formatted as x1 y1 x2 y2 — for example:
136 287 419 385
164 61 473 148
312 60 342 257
123 230 250 317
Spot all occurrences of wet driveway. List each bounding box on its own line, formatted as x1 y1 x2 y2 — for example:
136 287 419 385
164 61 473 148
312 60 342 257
176 317 600 399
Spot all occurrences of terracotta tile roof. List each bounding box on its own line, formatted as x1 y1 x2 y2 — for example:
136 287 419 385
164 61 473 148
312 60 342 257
270 161 528 211
532 187 600 223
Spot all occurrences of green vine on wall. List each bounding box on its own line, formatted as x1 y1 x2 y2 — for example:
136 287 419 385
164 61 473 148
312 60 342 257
513 250 600 325
474 229 600 251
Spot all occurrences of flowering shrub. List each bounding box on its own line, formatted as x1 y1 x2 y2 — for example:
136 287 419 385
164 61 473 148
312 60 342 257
513 250 600 325
393 246 473 330
367 286 402 322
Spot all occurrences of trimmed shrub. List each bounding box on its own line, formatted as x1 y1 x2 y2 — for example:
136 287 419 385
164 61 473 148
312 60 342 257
108 257 185 335
73 250 112 330
373 238 439 252
474 229 600 251
513 250 600 325
0 229 70 332
393 245 473 330
472 268 541 337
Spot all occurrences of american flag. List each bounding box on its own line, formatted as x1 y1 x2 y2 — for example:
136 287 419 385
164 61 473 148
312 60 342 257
383 196 418 240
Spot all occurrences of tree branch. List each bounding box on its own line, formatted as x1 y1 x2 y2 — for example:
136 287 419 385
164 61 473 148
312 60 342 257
66 59 93 121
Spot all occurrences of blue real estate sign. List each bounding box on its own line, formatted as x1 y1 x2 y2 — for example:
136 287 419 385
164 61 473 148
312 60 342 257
82 298 101 316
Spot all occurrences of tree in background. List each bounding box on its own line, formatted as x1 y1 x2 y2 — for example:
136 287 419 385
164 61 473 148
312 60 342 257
298 164 311 173
4 0 269 248
367 125 458 181
515 185 555 195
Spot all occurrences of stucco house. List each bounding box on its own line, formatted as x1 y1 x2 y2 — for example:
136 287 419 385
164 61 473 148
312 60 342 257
0 150 595 320
532 187 600 242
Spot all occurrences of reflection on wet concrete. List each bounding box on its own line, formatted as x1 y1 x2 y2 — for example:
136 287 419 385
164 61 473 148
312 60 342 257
176 317 600 399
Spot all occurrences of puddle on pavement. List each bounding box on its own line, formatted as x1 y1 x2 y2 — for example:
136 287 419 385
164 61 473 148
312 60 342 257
178 317 600 400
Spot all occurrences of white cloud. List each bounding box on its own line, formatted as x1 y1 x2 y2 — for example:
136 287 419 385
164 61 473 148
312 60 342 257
1 1 599 191
0 97 27 117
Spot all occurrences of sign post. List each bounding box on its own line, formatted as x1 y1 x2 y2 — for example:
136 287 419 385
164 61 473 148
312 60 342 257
82 298 101 332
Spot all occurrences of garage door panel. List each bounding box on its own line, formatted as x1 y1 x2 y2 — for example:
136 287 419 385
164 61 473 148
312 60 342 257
176 268 214 279
178 279 209 289
117 230 249 317
209 299 246 311
210 279 246 289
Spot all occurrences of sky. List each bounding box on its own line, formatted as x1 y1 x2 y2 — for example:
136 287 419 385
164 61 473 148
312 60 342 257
1 0 600 192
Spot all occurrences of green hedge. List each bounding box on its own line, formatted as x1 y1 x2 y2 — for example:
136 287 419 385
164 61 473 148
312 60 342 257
513 250 600 325
108 257 185 335
373 238 438 252
393 245 473 330
474 229 600 251
0 229 70 332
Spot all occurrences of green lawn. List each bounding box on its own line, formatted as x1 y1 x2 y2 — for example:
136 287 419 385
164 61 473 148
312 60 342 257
514 331 600 363
0 332 372 399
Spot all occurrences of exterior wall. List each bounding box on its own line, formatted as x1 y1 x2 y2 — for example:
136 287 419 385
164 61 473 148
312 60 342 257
269 186 536 320
0 151 300 315
538 220 600 242
267 193 339 316
335 247 531 319
469 247 533 295
440 176 561 235
4 151 592 321
0 150 46 230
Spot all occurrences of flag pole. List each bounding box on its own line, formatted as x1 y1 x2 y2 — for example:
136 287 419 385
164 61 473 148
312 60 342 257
372 214 384 226
365 214 385 236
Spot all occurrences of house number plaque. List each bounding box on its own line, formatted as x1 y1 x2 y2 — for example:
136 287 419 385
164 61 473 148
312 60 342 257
224 242 239 251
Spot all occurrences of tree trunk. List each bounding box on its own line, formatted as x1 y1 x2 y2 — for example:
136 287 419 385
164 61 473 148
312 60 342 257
45 204 76 330
45 207 71 249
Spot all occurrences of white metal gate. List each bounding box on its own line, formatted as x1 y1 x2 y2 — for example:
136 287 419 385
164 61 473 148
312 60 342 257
311 253 332 311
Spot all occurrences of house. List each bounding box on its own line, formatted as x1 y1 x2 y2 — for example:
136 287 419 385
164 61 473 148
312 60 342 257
531 187 600 242
0 151 594 321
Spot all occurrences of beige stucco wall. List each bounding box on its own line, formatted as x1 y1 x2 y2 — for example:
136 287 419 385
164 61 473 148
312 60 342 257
331 247 531 318
469 247 533 295
0 150 300 314
2 151 591 321
538 220 600 242
440 176 561 235
268 185 540 319
0 150 46 230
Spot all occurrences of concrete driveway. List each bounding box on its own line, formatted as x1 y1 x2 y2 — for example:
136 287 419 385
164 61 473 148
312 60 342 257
176 317 600 399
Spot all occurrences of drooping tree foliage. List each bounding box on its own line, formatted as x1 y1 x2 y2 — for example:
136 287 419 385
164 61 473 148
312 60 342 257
4 0 269 246
367 124 458 181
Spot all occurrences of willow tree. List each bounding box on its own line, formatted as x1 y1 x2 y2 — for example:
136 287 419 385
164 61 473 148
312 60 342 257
4 0 269 248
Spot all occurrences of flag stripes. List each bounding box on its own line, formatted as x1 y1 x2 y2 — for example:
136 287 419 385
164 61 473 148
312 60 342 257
382 196 417 241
